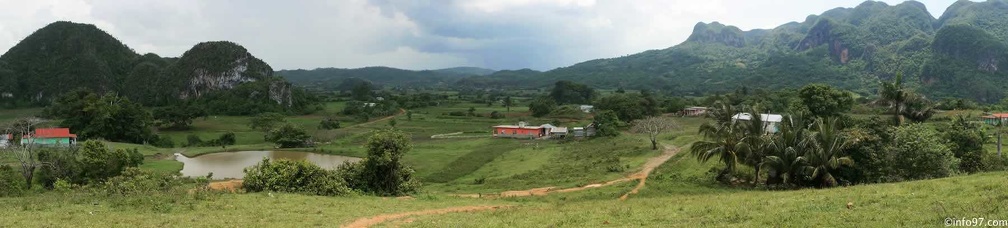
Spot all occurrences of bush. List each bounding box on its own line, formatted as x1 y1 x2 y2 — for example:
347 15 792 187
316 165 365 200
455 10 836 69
319 116 341 130
884 124 960 181
448 111 467 116
983 153 1008 171
265 123 311 148
0 165 25 197
489 111 505 119
98 168 188 195
186 134 204 147
243 158 352 196
347 130 421 196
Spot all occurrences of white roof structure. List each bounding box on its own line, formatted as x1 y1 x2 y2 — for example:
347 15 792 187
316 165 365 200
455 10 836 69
732 113 783 123
539 124 558 129
550 127 568 133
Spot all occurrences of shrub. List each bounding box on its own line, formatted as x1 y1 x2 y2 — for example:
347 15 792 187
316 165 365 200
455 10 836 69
186 134 204 147
319 116 341 130
98 168 187 195
243 158 352 196
265 123 311 148
883 124 960 181
489 111 505 119
983 153 1008 171
348 130 421 196
0 165 25 197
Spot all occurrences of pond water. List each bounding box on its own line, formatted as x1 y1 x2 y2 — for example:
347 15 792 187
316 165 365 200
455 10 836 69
175 151 362 179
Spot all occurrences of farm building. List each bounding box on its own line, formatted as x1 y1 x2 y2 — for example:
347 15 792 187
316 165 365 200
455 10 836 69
732 113 783 134
493 122 549 139
982 113 1008 125
21 128 77 146
571 124 596 138
683 107 708 116
0 134 10 148
579 105 594 113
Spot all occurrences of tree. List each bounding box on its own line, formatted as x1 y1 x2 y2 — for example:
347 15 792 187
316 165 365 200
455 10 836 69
630 116 679 150
529 96 557 117
153 103 206 129
876 73 933 125
467 107 476 116
249 112 286 131
594 93 659 122
885 124 959 181
690 117 747 181
2 118 46 188
550 80 595 105
351 81 374 101
406 110 413 121
265 123 310 148
802 118 854 188
45 90 158 144
798 84 854 118
218 132 237 148
504 96 513 112
593 110 621 137
352 130 420 196
389 118 397 128
319 116 341 130
78 140 143 184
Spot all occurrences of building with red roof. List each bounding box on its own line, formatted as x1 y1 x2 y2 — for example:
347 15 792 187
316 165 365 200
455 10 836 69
21 128 77 146
982 113 1008 125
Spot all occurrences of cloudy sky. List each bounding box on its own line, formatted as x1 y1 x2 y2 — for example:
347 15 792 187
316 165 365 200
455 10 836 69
0 0 963 71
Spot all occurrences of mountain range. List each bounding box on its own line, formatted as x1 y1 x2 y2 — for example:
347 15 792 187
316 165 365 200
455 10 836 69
282 0 1008 103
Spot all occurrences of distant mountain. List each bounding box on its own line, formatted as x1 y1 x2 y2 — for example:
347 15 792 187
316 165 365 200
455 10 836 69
485 0 1008 102
277 66 494 90
0 21 314 114
434 67 496 76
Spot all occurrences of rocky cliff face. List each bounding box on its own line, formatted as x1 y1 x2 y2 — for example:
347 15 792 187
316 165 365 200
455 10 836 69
173 41 291 106
686 22 748 48
796 19 852 64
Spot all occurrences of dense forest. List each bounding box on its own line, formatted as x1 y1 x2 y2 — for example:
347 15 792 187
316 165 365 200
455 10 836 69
0 21 318 114
279 0 1008 104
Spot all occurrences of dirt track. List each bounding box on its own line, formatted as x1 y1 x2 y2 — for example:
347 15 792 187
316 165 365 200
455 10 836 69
455 145 680 199
340 205 512 228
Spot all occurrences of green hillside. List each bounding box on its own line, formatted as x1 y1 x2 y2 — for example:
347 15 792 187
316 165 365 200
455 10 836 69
277 66 495 91
0 22 315 114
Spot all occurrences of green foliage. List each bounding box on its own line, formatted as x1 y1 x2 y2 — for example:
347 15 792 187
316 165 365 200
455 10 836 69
319 116 341 130
592 110 621 137
345 130 420 196
97 168 197 195
45 89 158 144
944 116 987 173
248 112 286 131
594 92 659 122
489 111 505 119
528 96 557 118
549 80 595 105
153 103 206 129
264 123 311 148
351 81 374 101
798 84 854 118
0 165 25 196
884 124 959 181
242 158 352 196
36 141 143 187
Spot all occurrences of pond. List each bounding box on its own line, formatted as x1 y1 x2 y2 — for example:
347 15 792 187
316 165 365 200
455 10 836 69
175 151 362 179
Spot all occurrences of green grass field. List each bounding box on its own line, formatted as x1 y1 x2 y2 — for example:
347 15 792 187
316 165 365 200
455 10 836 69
3 104 1008 227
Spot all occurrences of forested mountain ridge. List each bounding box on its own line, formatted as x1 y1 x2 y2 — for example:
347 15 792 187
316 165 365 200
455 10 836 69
0 21 316 114
529 0 1008 102
277 66 495 91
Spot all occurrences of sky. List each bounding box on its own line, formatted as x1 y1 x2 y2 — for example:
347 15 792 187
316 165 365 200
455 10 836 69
0 0 966 71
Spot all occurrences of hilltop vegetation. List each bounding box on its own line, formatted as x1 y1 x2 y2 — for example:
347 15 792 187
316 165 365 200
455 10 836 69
0 21 318 114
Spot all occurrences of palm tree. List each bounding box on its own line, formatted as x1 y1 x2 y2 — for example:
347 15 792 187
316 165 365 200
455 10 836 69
738 106 772 186
877 73 911 125
691 101 747 181
801 118 854 188
690 121 748 182
761 114 810 187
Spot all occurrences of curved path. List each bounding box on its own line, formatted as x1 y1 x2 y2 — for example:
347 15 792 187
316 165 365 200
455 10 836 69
456 145 680 199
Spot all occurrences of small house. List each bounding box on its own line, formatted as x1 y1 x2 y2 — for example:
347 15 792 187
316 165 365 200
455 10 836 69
0 134 10 148
493 122 548 139
579 105 594 113
571 124 596 138
982 113 1008 125
683 107 708 116
21 128 77 146
732 113 783 134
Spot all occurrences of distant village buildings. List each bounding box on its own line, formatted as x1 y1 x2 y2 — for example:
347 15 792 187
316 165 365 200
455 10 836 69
492 121 591 139
982 113 1008 125
732 113 783 134
579 105 594 113
683 107 708 117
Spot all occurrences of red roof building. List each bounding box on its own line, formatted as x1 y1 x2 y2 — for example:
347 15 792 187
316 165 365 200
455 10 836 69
21 128 77 146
